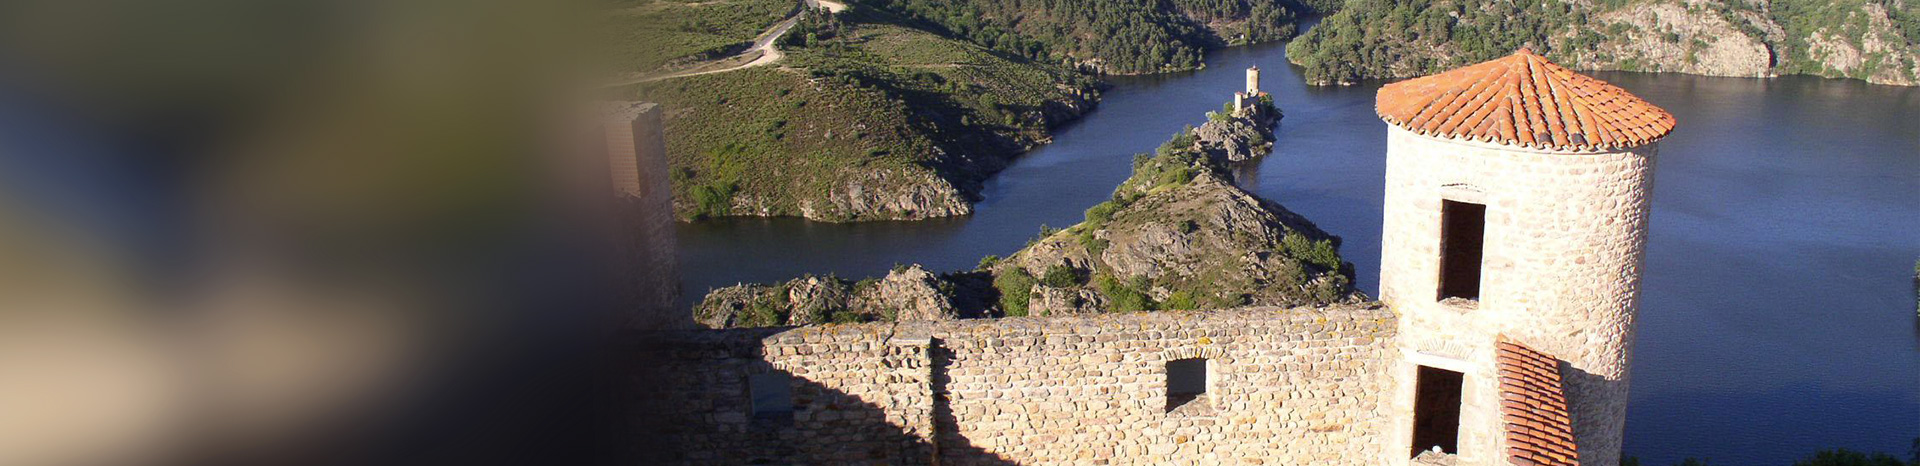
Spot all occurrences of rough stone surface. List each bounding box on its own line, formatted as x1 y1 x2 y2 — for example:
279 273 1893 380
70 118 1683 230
644 305 1400 465
853 265 961 322
1379 126 1654 466
1192 113 1275 163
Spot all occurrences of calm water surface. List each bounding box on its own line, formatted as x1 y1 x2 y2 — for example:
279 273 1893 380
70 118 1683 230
677 40 1920 465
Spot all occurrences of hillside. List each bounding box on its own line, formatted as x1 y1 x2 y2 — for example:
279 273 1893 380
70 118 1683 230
631 8 1099 221
1287 0 1920 86
694 100 1363 328
861 0 1313 74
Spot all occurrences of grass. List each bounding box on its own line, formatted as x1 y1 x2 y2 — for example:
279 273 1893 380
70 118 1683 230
631 8 1098 220
602 0 795 73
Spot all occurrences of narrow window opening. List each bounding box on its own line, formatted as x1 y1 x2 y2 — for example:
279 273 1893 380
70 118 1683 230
1439 200 1486 302
1411 366 1465 457
1165 358 1208 411
749 372 793 422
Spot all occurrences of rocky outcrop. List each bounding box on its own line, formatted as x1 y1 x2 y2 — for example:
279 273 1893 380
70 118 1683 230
693 266 964 328
849 265 960 321
1028 286 1107 316
794 168 972 221
1192 105 1279 163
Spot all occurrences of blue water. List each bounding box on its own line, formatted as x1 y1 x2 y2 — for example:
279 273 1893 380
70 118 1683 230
677 39 1920 465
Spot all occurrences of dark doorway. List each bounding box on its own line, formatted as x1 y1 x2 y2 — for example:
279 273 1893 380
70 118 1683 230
1411 365 1464 456
1439 200 1486 301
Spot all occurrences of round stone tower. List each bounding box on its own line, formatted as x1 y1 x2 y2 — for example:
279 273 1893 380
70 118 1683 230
1373 50 1674 466
1246 65 1261 95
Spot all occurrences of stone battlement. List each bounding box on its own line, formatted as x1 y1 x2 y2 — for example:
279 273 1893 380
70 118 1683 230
644 304 1402 465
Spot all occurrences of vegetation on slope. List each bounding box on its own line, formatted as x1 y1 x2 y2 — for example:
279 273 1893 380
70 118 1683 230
696 100 1357 327
633 6 1098 221
860 0 1313 74
604 0 795 74
1287 0 1920 86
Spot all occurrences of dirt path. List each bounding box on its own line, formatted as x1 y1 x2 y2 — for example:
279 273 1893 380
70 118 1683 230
613 0 839 86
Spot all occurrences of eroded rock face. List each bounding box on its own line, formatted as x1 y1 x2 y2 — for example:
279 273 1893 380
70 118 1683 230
784 275 850 325
1192 109 1277 163
852 265 959 321
1584 3 1775 78
1027 286 1106 316
694 284 779 328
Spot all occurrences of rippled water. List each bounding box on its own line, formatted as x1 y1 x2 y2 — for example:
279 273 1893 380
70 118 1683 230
676 39 1920 465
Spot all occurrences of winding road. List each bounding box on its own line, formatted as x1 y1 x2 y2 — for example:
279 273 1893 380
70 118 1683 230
613 0 846 86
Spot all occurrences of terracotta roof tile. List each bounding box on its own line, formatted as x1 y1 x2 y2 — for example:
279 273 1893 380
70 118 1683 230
1376 49 1676 152
1496 339 1580 466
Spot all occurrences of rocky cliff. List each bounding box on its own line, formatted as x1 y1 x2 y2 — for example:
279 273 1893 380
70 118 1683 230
1287 0 1920 86
694 102 1361 328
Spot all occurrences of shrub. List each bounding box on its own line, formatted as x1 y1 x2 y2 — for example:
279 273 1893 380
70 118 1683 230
1281 232 1342 271
1079 231 1110 256
1164 291 1199 310
1093 273 1155 312
830 310 865 324
1041 264 1084 287
1084 201 1120 225
1156 166 1196 187
993 268 1036 316
1178 219 1199 234
741 292 788 327
978 255 1001 270
690 181 738 219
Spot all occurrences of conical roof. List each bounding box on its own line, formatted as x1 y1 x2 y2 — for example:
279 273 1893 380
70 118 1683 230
1375 49 1676 152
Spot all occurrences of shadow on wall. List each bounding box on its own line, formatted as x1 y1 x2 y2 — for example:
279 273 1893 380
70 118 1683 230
1561 361 1630 466
633 328 1021 465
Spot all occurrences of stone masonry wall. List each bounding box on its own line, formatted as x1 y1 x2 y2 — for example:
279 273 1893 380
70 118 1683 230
646 305 1400 465
1378 126 1656 466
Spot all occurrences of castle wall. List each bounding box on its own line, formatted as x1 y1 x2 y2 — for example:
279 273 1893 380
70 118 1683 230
1378 126 1656 466
604 102 686 330
648 306 1401 465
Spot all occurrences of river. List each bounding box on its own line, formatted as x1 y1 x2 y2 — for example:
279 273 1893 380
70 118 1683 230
674 39 1920 465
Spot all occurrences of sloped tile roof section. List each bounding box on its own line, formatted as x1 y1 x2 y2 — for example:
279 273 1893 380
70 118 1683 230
1496 339 1580 466
1376 49 1676 152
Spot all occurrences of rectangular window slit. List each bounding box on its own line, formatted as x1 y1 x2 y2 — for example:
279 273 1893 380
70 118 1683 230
1439 199 1486 302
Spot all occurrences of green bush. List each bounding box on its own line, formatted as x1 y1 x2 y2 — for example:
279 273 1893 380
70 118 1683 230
1041 264 1084 287
1094 273 1156 312
830 310 866 324
978 254 1002 270
993 268 1036 316
1085 201 1120 225
741 292 789 327
1281 232 1342 271
1164 291 1199 310
1156 166 1196 187
1079 231 1110 256
690 181 739 219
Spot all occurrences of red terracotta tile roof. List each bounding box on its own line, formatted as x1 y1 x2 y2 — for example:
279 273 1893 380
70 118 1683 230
1496 339 1580 466
1376 49 1676 152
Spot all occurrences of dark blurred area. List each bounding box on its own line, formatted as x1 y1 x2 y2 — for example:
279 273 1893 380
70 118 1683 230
0 0 658 465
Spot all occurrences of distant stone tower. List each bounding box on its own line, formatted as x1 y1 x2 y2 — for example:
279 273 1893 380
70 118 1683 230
1246 65 1261 95
1373 50 1674 466
1235 65 1267 115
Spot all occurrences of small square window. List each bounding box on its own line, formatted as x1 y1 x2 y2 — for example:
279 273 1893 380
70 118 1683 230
749 372 792 422
1166 358 1208 411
